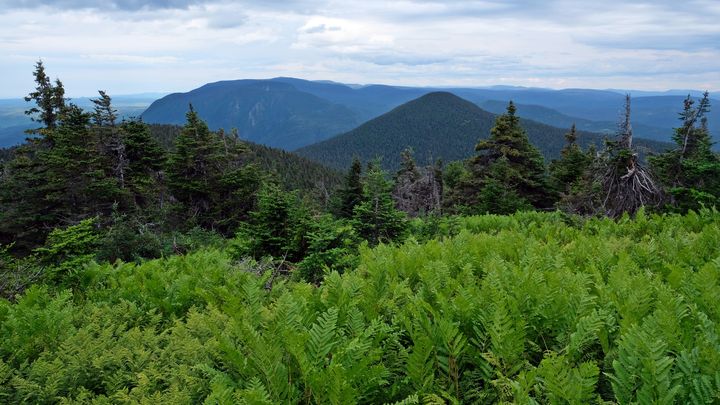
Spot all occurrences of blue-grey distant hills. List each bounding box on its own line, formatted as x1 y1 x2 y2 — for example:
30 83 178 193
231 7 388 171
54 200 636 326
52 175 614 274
140 77 718 150
0 95 159 148
295 92 672 171
142 80 365 150
1 78 717 150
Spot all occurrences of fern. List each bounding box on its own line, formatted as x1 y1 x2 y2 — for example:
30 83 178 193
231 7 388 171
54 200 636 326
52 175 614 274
537 352 599 404
235 377 274 405
307 307 340 366
407 336 435 392
609 326 680 404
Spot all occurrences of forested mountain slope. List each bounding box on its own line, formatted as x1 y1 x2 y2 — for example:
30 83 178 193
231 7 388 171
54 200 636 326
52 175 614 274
296 92 671 171
141 80 362 150
147 124 343 192
477 100 668 141
138 78 715 151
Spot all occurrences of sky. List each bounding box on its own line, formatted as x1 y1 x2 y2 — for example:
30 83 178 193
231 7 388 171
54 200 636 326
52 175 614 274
0 0 719 98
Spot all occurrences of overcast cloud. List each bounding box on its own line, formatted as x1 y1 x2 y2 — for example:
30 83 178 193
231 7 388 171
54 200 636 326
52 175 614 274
0 0 718 97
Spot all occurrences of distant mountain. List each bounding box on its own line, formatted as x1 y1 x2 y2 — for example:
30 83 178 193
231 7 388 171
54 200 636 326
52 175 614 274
0 95 157 147
477 100 667 141
0 125 35 148
295 92 672 171
139 78 717 151
452 88 720 138
141 80 364 150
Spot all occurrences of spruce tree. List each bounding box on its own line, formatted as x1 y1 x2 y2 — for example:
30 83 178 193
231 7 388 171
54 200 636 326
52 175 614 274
450 101 549 214
237 182 309 261
650 92 719 212
120 119 166 208
334 157 364 218
24 60 66 132
166 106 260 234
548 124 591 198
352 161 407 245
166 106 223 227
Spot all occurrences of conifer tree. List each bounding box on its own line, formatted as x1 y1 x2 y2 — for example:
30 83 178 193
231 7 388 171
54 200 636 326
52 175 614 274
166 105 260 234
121 120 166 195
650 92 719 212
566 95 662 217
46 104 122 220
24 60 66 132
91 90 117 127
334 157 364 218
548 124 591 199
166 105 224 227
352 161 407 245
449 101 549 214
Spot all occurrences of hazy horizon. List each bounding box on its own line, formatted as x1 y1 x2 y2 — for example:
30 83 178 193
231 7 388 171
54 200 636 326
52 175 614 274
0 76 717 101
1 0 719 98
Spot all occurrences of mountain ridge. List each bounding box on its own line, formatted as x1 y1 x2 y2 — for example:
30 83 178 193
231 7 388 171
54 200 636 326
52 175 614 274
295 92 672 171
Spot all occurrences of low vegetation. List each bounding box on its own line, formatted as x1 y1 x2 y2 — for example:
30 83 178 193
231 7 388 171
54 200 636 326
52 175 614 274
1 61 720 403
1 211 719 403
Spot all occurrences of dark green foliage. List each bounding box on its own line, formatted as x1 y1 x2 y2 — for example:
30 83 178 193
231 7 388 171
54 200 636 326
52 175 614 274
0 143 56 250
147 123 343 194
334 157 364 218
1 211 719 403
1 82 166 253
23 60 66 131
548 124 592 198
119 119 166 207
166 106 261 234
34 218 100 288
651 92 720 212
351 162 408 245
447 102 550 214
295 215 359 284
95 212 163 262
296 92 671 172
0 244 43 301
231 182 310 262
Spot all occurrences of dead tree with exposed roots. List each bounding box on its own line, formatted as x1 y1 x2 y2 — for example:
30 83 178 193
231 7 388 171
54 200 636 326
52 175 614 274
566 95 663 218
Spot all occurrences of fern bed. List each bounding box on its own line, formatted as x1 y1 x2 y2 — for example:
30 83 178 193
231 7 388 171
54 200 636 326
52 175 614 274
1 210 720 403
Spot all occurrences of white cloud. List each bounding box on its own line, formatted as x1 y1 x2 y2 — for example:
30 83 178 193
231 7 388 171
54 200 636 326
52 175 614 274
0 0 718 97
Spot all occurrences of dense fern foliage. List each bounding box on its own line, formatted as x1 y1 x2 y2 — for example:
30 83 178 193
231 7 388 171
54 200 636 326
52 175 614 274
1 210 719 403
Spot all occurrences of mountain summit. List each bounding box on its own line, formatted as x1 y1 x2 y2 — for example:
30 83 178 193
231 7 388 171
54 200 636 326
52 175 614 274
295 92 670 170
141 80 362 150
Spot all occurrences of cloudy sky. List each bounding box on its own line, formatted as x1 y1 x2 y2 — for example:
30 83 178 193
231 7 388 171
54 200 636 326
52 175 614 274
1 0 718 97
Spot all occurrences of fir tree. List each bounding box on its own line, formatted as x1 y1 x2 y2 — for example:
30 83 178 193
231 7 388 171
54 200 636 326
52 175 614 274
650 92 719 212
24 60 66 132
548 124 591 199
239 182 309 261
352 161 407 245
120 119 167 209
449 101 549 213
334 157 364 218
91 90 117 127
166 106 224 227
166 106 261 234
